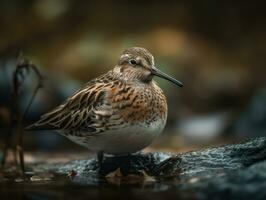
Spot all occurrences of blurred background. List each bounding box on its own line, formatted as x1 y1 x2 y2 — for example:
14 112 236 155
0 0 266 158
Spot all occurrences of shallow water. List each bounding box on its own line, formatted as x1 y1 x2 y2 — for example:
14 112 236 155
0 170 195 200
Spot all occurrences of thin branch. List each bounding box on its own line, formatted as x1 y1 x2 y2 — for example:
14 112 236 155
1 52 44 172
16 54 44 172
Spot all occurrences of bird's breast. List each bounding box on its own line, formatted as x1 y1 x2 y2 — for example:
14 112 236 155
107 81 168 126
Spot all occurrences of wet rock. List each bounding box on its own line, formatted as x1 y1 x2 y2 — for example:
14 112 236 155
188 160 266 200
37 137 266 178
34 137 266 199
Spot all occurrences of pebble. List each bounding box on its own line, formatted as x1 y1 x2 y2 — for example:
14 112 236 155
30 175 42 182
188 177 199 184
14 178 24 183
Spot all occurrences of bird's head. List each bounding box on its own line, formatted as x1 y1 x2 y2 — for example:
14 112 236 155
113 47 183 87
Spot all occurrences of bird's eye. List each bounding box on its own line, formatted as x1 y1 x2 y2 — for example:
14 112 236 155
129 59 137 65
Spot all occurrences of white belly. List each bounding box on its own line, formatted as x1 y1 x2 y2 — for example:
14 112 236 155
64 119 166 155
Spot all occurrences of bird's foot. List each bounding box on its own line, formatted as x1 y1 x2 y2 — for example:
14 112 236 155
98 154 147 177
97 153 181 178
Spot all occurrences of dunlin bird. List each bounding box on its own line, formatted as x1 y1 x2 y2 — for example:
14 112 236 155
27 47 183 175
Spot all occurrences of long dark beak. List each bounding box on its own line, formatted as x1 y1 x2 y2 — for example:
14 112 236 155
151 67 183 87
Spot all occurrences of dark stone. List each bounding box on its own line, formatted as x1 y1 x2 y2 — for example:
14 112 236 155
189 160 266 200
35 137 266 199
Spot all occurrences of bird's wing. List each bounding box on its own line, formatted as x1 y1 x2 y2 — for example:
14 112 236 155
26 72 115 134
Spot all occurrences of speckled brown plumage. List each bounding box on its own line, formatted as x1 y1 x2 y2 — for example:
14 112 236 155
27 47 183 155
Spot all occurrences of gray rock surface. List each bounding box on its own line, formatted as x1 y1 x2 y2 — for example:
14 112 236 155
34 137 266 200
192 160 266 200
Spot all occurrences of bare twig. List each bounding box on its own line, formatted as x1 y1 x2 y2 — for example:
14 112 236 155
1 52 44 172
1 118 13 167
1 59 16 167
13 55 26 172
15 54 44 172
22 66 43 120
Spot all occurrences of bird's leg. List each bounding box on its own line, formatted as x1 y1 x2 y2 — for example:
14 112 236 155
97 151 104 170
97 153 147 176
119 154 131 176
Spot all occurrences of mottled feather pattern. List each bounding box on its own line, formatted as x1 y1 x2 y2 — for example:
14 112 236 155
30 70 167 138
